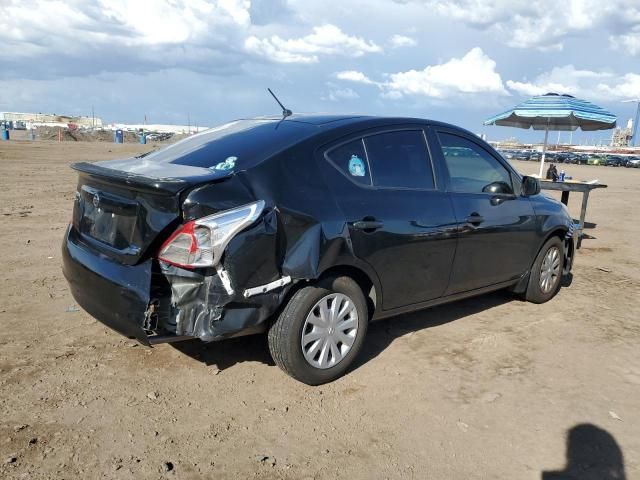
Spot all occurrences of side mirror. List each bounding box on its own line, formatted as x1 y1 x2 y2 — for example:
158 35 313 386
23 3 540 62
522 176 540 196
482 181 513 195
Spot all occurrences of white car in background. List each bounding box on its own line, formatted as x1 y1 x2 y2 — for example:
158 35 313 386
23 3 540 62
625 157 640 168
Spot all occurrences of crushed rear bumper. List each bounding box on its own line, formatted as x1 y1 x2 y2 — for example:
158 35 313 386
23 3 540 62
62 226 152 346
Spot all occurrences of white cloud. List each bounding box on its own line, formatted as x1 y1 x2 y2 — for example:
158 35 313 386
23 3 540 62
596 74 640 100
333 48 508 100
0 0 252 78
244 36 317 64
0 0 250 50
506 65 612 97
506 81 572 97
335 70 377 85
389 34 417 48
385 47 508 98
506 65 640 101
610 29 640 56
398 0 640 52
327 87 360 101
244 24 382 64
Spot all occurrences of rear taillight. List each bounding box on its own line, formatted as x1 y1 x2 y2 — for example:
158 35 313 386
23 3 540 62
158 200 265 269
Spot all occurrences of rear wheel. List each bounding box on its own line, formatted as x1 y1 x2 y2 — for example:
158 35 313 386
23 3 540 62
268 276 368 385
525 236 563 303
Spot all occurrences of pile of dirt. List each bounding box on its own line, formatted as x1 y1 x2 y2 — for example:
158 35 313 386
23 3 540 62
35 127 154 143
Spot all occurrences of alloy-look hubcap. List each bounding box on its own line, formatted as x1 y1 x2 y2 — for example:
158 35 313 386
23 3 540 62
540 246 561 293
301 293 359 369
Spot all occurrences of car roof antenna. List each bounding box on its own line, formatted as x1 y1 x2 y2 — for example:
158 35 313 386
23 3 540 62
268 88 293 119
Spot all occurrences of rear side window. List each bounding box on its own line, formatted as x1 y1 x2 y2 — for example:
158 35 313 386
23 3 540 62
364 130 435 189
437 133 514 194
325 139 371 185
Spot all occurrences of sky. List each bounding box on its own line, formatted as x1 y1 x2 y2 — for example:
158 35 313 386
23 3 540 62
1 0 639 143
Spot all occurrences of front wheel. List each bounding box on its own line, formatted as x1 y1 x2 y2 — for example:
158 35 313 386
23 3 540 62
525 237 564 304
268 276 368 385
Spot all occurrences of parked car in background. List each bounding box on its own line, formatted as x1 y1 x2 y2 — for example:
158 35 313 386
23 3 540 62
625 157 640 168
497 149 516 160
564 153 587 165
513 151 531 161
604 156 625 167
587 155 605 166
62 115 576 384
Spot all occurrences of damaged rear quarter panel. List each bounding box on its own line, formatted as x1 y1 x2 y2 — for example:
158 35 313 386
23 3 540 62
156 144 376 341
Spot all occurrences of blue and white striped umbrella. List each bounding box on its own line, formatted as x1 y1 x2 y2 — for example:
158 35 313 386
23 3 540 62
484 93 617 131
484 93 617 176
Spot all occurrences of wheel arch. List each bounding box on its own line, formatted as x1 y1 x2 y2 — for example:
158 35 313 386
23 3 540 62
317 264 379 320
513 227 570 295
538 227 573 273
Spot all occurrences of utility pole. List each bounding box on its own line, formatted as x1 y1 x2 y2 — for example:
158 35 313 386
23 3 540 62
91 105 95 128
622 99 640 147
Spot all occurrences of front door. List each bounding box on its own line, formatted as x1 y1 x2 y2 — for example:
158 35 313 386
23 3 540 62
321 128 458 310
431 130 538 295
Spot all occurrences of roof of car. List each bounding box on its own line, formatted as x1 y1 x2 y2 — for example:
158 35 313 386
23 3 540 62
238 114 370 126
240 114 463 131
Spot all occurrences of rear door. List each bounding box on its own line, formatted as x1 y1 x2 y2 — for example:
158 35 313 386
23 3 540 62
429 128 537 294
322 127 457 310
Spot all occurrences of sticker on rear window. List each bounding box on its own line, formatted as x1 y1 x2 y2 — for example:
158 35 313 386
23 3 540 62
212 156 237 171
348 154 366 177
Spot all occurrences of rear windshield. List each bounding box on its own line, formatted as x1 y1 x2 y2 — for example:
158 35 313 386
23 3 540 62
141 119 313 170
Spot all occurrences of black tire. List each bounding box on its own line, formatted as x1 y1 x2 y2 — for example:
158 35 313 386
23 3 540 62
268 276 368 385
525 236 564 304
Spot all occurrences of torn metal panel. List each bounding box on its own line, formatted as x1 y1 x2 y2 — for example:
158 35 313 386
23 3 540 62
281 223 322 279
159 262 231 339
244 276 292 298
216 265 235 295
158 260 292 341
222 209 282 289
156 209 294 342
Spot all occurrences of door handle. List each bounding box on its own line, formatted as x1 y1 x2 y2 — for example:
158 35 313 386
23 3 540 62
466 213 484 225
352 220 384 231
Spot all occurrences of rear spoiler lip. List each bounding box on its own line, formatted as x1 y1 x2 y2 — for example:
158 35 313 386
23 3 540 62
71 162 227 195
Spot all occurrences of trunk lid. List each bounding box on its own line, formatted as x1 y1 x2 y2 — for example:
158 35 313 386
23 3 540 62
70 161 230 265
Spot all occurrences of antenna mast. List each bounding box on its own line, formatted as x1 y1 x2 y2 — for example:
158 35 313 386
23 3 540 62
267 88 293 119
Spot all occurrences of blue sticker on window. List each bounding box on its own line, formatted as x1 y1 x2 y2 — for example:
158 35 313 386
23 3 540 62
348 154 366 177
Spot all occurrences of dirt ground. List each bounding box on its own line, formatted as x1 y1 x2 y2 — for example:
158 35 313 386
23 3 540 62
1 140 639 479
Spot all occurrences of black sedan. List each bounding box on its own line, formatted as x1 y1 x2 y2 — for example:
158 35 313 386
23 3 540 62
605 156 626 167
62 115 575 384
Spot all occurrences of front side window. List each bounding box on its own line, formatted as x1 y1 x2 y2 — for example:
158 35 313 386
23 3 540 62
364 130 435 189
325 138 371 185
437 133 514 194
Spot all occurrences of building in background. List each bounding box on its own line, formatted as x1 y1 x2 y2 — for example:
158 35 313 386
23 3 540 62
0 112 103 129
610 118 633 147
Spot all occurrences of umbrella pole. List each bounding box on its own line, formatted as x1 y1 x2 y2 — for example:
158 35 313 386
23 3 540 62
538 125 549 178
